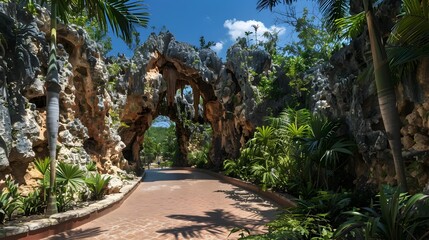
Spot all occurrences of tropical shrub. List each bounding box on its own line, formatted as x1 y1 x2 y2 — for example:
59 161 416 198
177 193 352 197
188 149 209 168
0 176 20 222
18 189 44 216
225 108 355 195
85 173 111 200
34 157 51 204
242 191 352 240
224 125 287 190
334 186 429 240
86 161 97 171
56 162 86 212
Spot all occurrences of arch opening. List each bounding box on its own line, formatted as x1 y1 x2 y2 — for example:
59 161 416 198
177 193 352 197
141 116 177 169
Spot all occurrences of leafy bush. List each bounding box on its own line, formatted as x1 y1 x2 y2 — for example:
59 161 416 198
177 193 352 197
0 176 21 222
57 162 86 191
335 186 429 240
188 150 208 168
55 162 86 212
18 189 44 216
223 125 286 190
85 173 111 200
86 161 97 171
242 191 352 239
225 108 355 195
34 157 51 204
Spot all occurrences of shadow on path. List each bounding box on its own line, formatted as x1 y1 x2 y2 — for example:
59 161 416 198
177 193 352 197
158 209 265 239
215 187 281 219
142 169 215 182
46 227 106 240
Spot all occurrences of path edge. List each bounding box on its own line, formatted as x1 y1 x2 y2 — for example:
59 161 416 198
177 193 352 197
171 167 297 208
0 172 145 240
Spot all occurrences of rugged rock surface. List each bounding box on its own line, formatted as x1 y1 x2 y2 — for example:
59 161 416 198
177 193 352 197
307 3 429 190
3 1 427 192
118 32 271 170
0 2 273 188
0 3 127 190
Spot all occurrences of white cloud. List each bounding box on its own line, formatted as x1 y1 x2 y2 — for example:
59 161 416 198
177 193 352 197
210 41 224 54
223 19 285 43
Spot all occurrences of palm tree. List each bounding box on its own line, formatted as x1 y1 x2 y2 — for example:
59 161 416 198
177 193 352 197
36 0 149 214
244 31 253 46
251 24 259 45
257 0 408 192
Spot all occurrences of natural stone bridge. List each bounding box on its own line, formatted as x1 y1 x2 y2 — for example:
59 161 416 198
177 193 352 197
0 4 275 188
118 32 272 170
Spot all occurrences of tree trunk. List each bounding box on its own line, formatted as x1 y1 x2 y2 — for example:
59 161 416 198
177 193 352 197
363 0 408 192
46 4 61 215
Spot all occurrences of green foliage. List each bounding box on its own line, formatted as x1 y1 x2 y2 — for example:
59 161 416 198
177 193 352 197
85 173 111 200
252 69 278 99
86 161 97 171
57 162 86 191
34 160 88 213
225 108 355 195
0 176 20 221
187 123 212 168
224 125 287 190
199 36 215 49
273 8 340 106
34 157 50 175
334 11 366 39
335 186 429 240
34 157 50 205
18 189 44 216
188 148 209 168
242 191 352 240
386 0 429 83
282 9 340 66
56 162 86 212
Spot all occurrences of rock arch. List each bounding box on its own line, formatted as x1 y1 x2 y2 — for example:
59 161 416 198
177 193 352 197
118 32 271 170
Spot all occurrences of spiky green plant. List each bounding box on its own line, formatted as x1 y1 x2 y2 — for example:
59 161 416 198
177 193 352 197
0 176 20 221
86 161 97 171
85 173 111 200
335 186 429 240
18 189 44 216
56 161 85 191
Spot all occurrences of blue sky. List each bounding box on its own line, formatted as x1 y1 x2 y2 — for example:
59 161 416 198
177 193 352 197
109 0 320 60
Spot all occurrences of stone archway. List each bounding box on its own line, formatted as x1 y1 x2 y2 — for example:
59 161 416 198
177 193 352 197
118 32 271 171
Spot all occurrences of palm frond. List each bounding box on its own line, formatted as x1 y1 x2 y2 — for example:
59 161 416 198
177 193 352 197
34 157 51 175
256 0 296 11
84 0 149 43
318 0 349 34
56 161 85 191
389 0 429 46
334 11 366 39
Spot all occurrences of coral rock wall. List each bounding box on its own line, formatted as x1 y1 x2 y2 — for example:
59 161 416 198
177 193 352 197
0 3 126 192
118 32 271 170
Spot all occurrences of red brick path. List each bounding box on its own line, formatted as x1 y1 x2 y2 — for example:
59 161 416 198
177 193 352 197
43 169 280 240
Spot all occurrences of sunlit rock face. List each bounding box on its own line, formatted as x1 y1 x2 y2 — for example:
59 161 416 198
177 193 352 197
0 0 274 187
0 3 126 190
119 32 271 170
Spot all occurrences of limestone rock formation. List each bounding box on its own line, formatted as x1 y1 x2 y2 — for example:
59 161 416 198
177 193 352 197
0 0 274 187
307 7 429 190
118 32 271 170
0 3 127 188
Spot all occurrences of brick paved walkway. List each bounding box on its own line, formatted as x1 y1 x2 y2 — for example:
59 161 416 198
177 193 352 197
43 169 280 240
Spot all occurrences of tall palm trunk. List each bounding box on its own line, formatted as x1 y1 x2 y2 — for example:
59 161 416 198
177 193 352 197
363 0 408 192
46 4 60 215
